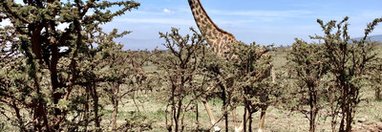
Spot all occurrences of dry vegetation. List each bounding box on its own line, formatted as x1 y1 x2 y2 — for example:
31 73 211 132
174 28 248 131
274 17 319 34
1 1 382 132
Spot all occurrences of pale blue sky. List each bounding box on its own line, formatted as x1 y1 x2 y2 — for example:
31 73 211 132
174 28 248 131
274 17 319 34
29 0 382 49
103 0 382 49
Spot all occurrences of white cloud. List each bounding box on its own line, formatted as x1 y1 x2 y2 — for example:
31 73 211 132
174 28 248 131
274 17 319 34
163 8 173 14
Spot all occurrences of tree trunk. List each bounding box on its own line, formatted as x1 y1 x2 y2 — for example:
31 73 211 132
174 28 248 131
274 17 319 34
248 112 253 132
84 86 90 131
175 99 183 132
222 92 228 132
345 107 353 132
329 87 337 132
111 83 119 132
195 102 200 130
309 111 317 132
375 87 381 100
243 108 247 132
308 85 317 132
91 81 101 131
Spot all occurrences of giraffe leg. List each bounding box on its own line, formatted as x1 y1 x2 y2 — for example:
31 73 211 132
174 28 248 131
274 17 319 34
201 99 221 131
258 108 266 132
234 107 250 132
234 118 244 132
233 108 241 132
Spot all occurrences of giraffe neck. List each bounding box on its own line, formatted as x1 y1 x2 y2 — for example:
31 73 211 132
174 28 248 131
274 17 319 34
188 0 238 57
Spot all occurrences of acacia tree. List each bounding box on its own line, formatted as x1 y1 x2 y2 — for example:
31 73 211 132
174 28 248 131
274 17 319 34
201 45 238 131
156 28 206 132
312 17 382 132
368 56 382 100
232 43 276 132
199 41 277 131
0 0 139 131
87 29 153 131
287 39 329 132
0 26 32 131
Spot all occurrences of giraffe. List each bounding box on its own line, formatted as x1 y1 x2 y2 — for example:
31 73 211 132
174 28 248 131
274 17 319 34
188 0 270 131
188 0 239 60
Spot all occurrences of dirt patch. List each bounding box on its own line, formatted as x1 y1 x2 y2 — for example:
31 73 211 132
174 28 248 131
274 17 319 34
353 122 382 132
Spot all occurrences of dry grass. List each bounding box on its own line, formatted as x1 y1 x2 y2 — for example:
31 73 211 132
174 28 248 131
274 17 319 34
103 90 382 131
103 44 382 131
108 52 382 131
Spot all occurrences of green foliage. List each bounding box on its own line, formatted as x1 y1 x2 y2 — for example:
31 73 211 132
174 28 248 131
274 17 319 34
287 39 329 132
0 0 140 131
154 27 279 131
288 17 382 132
2 1 382 131
367 56 382 101
233 43 277 107
228 43 279 131
316 17 381 132
155 28 206 131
